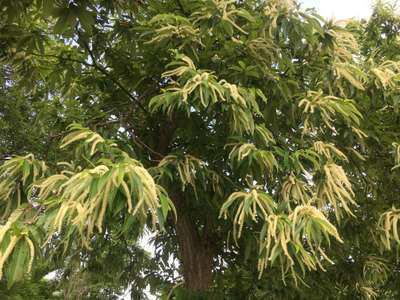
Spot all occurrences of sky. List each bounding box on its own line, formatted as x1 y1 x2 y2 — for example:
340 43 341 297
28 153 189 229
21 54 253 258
301 0 373 20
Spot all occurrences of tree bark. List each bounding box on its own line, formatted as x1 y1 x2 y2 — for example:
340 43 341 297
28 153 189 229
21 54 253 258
172 192 214 292
155 120 214 292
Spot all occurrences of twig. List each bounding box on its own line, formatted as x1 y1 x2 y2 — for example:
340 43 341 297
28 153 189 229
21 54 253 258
30 48 149 115
76 32 150 114
133 137 164 160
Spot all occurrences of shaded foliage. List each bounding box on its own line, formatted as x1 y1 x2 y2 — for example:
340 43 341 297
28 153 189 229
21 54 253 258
1 0 400 299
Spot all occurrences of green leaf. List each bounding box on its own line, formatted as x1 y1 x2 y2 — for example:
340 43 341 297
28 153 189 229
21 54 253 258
5 240 29 288
53 13 69 34
159 193 171 218
78 9 95 32
221 20 233 36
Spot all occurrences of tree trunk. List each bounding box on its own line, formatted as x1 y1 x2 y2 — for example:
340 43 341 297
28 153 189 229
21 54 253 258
172 192 214 292
155 121 214 291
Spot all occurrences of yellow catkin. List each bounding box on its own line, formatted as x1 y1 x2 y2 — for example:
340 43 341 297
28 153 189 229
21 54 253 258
25 236 35 274
60 131 90 148
96 180 111 233
0 209 23 243
55 204 69 233
0 235 20 279
121 181 132 213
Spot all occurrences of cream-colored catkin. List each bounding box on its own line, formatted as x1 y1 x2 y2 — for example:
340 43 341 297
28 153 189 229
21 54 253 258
0 235 20 279
25 236 35 274
0 209 23 243
121 181 132 213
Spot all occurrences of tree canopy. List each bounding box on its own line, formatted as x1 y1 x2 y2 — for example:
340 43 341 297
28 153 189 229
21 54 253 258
1 0 400 298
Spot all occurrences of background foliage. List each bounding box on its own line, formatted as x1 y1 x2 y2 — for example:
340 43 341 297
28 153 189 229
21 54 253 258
1 0 400 299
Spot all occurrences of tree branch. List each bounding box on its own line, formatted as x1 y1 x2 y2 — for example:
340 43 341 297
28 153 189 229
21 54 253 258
30 49 149 115
77 33 150 114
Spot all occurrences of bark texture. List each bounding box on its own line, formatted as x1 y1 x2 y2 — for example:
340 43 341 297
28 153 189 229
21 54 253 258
156 121 214 291
172 192 214 291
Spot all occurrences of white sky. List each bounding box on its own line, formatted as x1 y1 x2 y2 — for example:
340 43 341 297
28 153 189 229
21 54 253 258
301 0 373 20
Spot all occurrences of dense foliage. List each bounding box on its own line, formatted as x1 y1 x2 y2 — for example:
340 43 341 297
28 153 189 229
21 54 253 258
1 0 400 298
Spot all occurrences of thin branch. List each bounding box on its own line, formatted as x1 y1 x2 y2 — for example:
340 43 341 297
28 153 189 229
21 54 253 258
125 126 164 160
30 49 150 115
30 52 93 67
77 33 150 114
134 138 165 160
